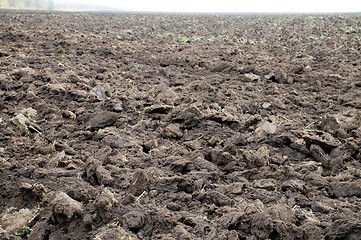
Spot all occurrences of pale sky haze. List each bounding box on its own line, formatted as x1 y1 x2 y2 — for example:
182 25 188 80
57 0 361 13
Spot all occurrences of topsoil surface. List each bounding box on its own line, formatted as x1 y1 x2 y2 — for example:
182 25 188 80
0 10 361 240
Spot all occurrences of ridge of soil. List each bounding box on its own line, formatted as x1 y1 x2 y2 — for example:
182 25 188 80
0 10 361 240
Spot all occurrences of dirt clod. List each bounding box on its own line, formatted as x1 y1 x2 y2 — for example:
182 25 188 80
51 192 83 223
88 111 117 130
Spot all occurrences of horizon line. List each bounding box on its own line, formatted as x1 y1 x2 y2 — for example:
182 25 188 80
1 8 360 15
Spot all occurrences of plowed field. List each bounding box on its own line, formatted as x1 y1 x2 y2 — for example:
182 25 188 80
0 11 361 240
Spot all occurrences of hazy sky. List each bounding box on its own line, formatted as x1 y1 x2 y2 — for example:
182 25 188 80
60 0 361 12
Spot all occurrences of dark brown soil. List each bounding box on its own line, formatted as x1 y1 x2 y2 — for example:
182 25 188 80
1 10 361 240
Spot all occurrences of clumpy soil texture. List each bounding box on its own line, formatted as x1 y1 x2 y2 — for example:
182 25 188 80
1 10 361 240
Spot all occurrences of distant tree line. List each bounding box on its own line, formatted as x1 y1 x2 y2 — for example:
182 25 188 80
0 0 54 10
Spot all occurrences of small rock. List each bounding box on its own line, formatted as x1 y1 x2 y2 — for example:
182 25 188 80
265 74 272 80
262 102 272 109
244 73 260 81
256 121 277 135
90 86 107 100
246 136 254 142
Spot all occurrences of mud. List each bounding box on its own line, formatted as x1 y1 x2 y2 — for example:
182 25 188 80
0 10 361 239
